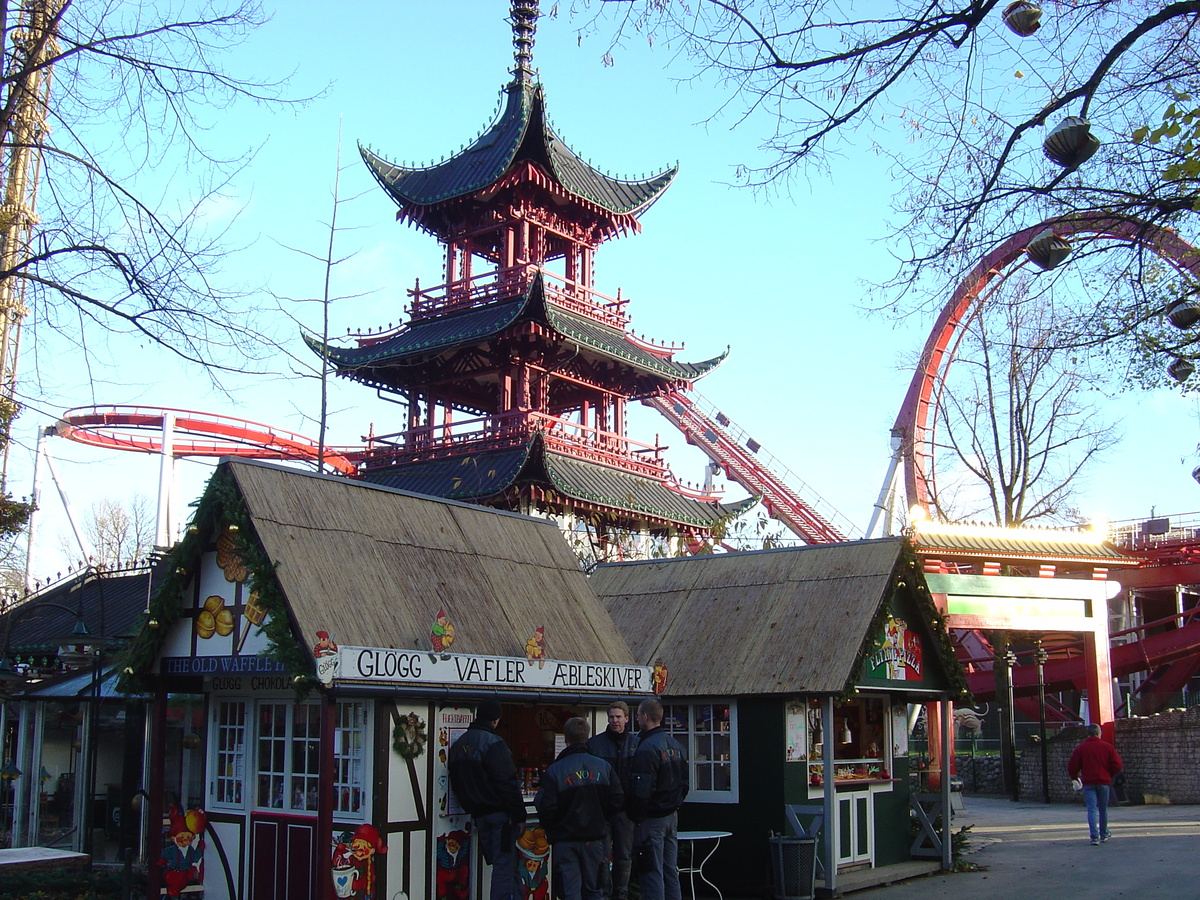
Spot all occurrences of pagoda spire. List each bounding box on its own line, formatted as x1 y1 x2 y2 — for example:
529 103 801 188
509 1 539 84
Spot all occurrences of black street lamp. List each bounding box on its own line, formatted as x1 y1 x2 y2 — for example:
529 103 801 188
1035 640 1050 803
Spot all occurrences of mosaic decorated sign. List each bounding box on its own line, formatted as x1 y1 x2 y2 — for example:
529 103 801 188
867 616 923 681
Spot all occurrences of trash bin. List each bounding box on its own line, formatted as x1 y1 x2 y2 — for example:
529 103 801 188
769 836 817 900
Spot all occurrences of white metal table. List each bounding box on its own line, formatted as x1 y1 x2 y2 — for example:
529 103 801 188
677 830 732 900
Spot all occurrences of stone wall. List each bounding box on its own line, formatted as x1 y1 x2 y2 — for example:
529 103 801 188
1018 707 1200 803
955 754 1004 794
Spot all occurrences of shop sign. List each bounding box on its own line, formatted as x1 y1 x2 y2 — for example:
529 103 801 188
339 646 659 694
866 616 923 681
161 655 286 676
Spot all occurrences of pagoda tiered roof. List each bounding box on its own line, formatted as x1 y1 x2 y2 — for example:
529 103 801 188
360 78 676 235
360 434 754 529
306 271 727 403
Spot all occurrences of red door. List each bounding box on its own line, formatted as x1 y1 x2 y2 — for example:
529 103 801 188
251 814 319 900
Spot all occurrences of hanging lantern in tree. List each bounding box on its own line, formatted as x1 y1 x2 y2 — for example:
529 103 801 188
1166 298 1200 329
1025 229 1071 270
1168 357 1195 382
1002 1 1042 36
1043 117 1100 168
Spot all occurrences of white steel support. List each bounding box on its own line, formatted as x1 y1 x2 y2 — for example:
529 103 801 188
22 425 52 590
40 446 89 571
155 412 176 550
866 430 904 538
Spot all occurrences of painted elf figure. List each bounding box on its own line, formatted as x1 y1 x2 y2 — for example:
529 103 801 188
159 805 205 897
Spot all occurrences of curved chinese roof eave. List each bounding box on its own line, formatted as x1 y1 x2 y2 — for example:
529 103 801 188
303 273 727 384
359 79 677 217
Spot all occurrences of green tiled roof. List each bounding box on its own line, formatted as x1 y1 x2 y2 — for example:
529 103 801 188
361 445 532 500
306 273 726 384
360 80 676 216
543 451 756 528
359 435 752 529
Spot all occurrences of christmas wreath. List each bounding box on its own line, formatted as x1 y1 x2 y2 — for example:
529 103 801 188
392 712 428 760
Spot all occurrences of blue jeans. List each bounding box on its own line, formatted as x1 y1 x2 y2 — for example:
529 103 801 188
635 813 680 900
477 810 519 900
1083 785 1110 840
553 838 608 900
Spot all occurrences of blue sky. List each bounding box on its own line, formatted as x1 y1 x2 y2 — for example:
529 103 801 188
14 1 1200 578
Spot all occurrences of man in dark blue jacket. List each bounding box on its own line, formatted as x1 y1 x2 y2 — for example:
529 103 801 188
586 700 639 900
535 717 624 900
630 698 688 900
448 699 526 900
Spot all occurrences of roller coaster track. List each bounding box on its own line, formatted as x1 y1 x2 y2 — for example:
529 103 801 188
56 406 360 476
648 389 858 544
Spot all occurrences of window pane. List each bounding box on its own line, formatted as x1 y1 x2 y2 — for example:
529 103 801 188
214 701 245 806
335 701 367 815
257 703 289 808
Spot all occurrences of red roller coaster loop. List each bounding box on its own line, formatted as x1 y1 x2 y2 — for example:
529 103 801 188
893 216 1200 517
55 405 360 476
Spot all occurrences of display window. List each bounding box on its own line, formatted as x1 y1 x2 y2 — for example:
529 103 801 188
662 701 737 803
805 695 892 786
208 698 370 818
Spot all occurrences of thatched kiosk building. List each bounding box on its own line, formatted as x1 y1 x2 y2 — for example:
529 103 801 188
592 543 967 894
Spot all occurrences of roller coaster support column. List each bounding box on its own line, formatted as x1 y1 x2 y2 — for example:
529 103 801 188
1084 628 1116 731
155 413 175 551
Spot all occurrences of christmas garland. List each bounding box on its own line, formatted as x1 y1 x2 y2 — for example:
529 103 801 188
392 712 428 760
118 465 314 698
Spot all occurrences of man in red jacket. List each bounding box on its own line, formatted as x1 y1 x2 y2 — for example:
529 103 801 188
1067 724 1123 845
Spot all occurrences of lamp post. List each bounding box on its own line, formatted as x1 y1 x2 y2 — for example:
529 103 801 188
1035 640 1050 803
994 636 1019 801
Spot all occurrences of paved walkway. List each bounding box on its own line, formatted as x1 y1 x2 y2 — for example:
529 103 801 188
850 796 1200 899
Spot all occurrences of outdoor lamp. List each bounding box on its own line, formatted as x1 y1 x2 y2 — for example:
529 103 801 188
1166 298 1200 329
1002 0 1042 36
1168 357 1195 383
1043 117 1100 168
1026 229 1072 270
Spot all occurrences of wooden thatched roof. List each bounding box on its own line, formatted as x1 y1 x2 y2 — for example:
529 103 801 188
590 538 918 696
226 460 635 665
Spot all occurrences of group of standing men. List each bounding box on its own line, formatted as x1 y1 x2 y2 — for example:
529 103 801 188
448 697 689 900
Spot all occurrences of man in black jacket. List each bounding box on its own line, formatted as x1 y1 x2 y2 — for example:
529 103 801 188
586 700 639 900
448 699 526 900
535 717 624 900
630 698 688 900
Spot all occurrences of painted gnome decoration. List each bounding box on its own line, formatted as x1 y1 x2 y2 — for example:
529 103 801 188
516 826 551 900
435 826 471 900
332 823 387 899
159 805 206 897
525 625 547 668
430 609 456 655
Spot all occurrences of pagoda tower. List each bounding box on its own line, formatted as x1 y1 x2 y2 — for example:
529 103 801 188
310 2 749 557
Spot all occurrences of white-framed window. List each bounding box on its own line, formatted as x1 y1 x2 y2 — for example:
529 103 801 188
661 700 738 803
213 700 247 807
209 697 370 817
334 701 368 816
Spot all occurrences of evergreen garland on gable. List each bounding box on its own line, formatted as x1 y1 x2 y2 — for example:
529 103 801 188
118 464 314 696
